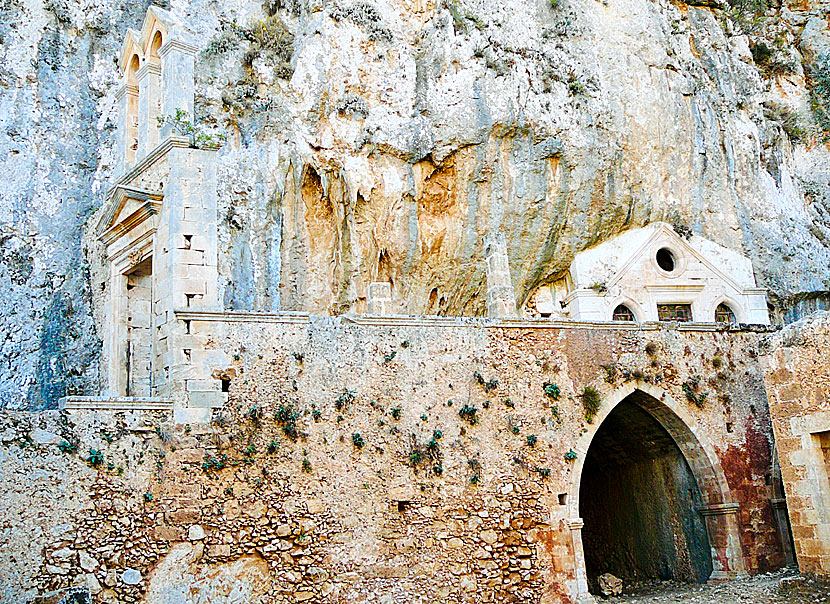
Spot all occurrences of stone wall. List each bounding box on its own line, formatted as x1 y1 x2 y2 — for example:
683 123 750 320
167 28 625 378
0 321 787 603
761 311 830 576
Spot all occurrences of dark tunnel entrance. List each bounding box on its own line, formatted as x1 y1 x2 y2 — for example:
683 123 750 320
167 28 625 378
579 392 713 594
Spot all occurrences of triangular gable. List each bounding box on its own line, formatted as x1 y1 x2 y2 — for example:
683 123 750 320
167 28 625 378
119 29 142 73
97 185 163 238
606 223 747 294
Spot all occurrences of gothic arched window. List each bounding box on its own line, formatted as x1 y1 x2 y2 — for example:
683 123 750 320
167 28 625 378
715 303 736 324
613 304 636 322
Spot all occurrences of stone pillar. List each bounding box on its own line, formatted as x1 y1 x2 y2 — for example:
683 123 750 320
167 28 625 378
158 40 197 139
115 82 139 172
152 143 227 422
485 234 516 318
699 503 748 579
568 518 596 604
367 282 392 315
136 61 162 159
104 267 129 397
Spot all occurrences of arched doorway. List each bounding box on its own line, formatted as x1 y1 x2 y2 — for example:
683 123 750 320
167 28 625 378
579 393 712 591
566 382 746 602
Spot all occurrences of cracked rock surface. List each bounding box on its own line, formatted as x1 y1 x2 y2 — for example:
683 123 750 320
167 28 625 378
3 0 830 407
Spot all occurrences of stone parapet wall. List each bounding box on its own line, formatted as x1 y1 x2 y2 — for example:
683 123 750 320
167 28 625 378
761 311 830 576
1 322 785 603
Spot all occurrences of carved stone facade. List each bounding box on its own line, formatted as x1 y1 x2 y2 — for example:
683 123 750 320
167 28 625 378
526 223 770 326
89 7 227 423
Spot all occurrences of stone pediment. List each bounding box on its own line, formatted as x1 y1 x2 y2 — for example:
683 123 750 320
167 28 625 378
98 185 163 245
602 223 747 294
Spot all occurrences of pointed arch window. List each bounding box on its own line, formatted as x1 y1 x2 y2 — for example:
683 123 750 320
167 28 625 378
613 304 636 322
715 303 736 324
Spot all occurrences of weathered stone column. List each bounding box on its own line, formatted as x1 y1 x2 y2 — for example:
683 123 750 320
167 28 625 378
367 282 392 314
136 61 162 159
699 503 747 579
158 40 197 137
153 142 227 422
114 82 139 172
568 518 596 604
485 234 517 318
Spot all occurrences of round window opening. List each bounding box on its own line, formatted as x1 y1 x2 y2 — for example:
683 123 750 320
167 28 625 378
656 248 676 272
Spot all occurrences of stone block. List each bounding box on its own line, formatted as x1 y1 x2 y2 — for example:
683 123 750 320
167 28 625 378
187 391 224 408
173 407 212 424
186 379 221 393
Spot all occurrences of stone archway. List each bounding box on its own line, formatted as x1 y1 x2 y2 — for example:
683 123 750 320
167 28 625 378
566 382 746 603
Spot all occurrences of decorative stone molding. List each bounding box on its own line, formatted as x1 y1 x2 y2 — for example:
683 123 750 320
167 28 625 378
59 397 173 411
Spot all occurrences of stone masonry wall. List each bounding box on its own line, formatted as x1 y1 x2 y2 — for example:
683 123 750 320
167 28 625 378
761 311 830 576
0 322 784 603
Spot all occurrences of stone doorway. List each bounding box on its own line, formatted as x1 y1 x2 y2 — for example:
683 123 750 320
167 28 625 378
567 383 747 603
125 257 153 397
579 392 713 594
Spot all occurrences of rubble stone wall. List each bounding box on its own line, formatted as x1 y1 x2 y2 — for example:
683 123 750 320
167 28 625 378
1 321 785 603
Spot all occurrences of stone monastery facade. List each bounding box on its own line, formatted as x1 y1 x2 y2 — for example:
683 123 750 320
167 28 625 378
5 6 829 604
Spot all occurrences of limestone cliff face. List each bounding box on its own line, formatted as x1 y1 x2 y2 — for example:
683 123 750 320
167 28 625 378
2 0 830 407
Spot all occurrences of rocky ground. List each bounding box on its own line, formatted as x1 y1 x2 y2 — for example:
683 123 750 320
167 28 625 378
604 570 830 604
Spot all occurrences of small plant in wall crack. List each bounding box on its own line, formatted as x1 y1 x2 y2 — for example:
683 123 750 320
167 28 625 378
87 449 103 467
202 453 228 473
601 362 618 384
276 405 300 440
335 388 356 411
543 382 561 400
474 371 499 392
468 457 482 484
682 376 708 408
459 404 479 425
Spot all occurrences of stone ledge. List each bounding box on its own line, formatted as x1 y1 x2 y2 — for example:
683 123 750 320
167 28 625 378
59 396 174 411
168 310 778 333
174 310 310 324
697 502 741 517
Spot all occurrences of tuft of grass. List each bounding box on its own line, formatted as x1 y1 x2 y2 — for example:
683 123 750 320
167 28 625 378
243 15 295 79
809 54 830 140
581 386 601 423
526 434 538 447
330 2 393 42
764 102 808 143
352 433 365 449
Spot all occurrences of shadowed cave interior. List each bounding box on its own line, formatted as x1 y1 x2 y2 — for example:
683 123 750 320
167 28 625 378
579 393 713 593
